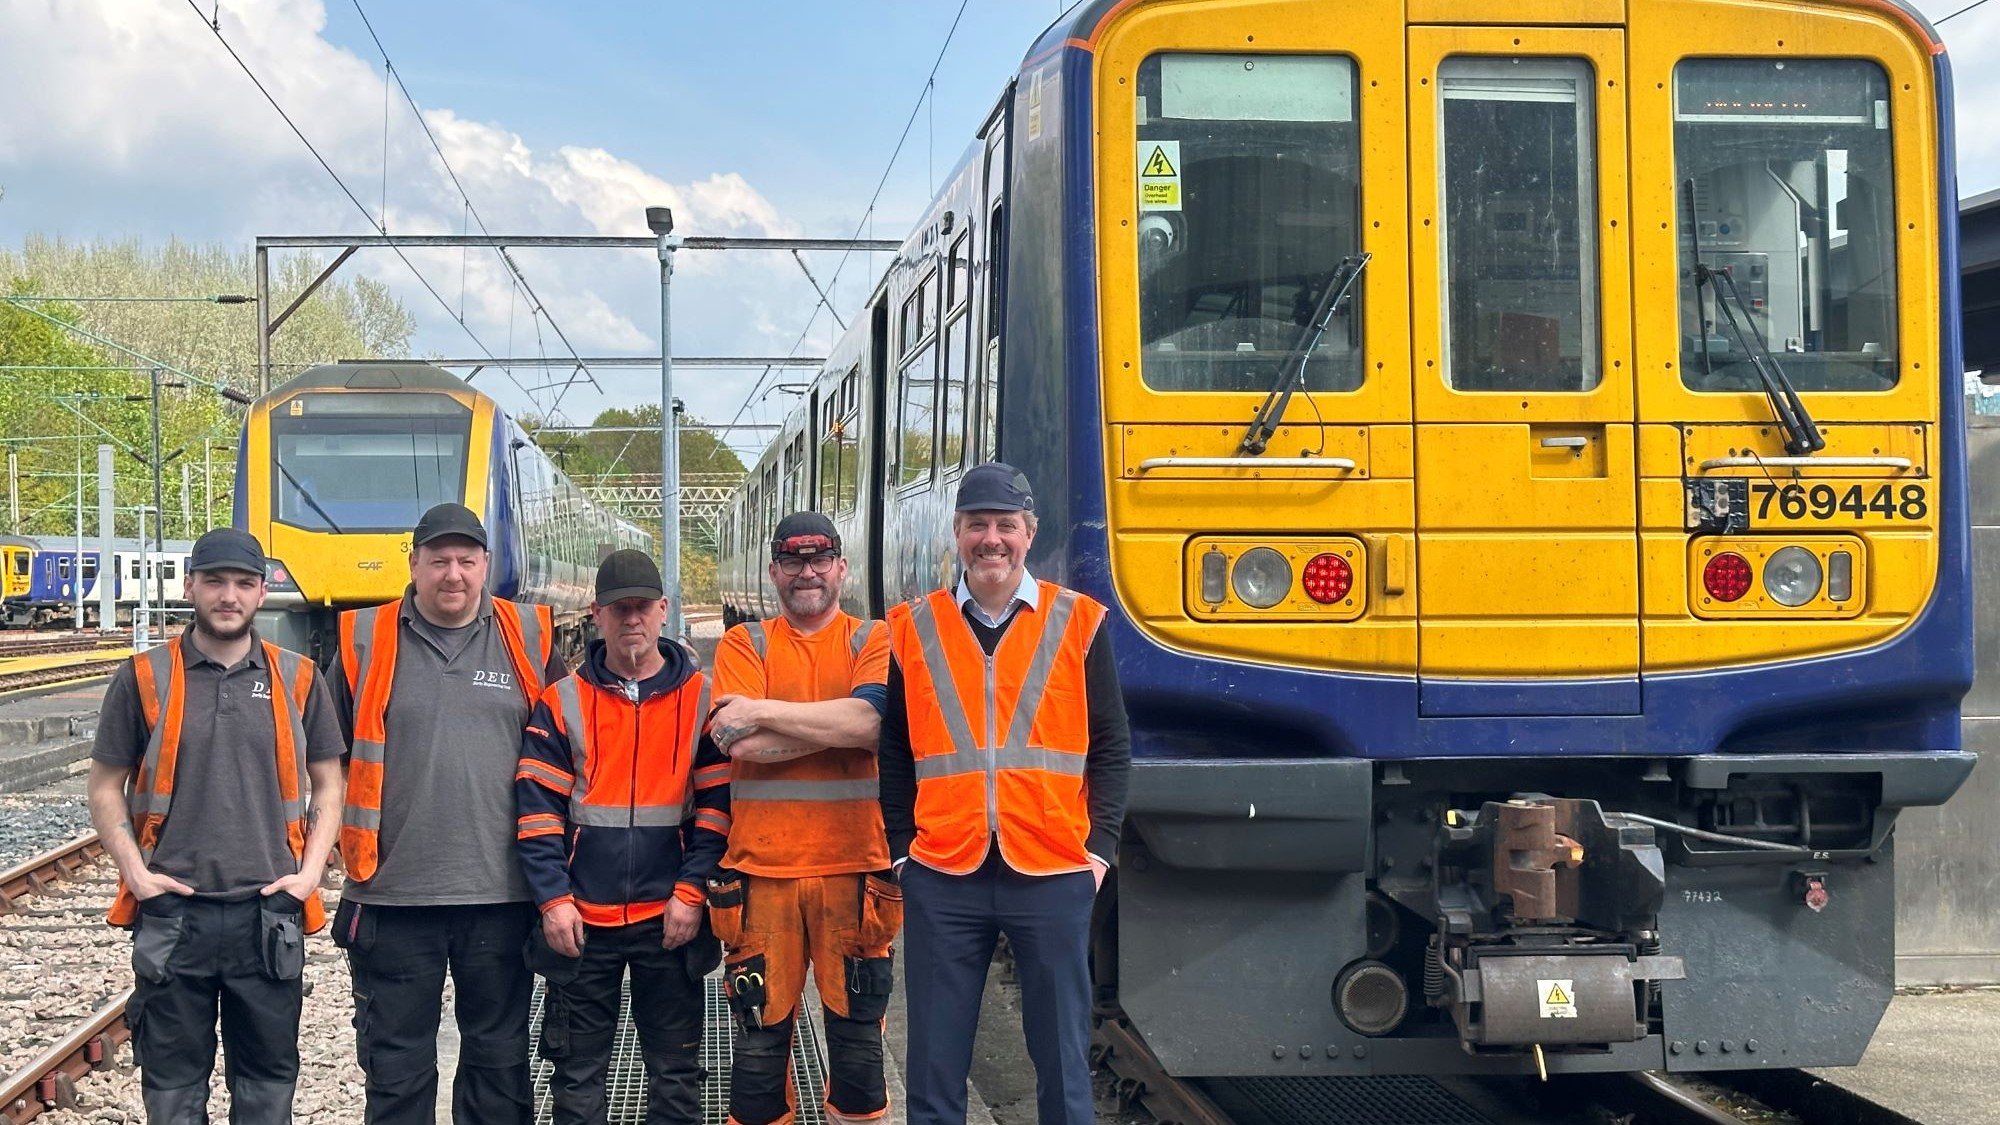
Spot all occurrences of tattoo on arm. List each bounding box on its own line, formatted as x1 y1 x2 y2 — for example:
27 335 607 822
714 723 753 747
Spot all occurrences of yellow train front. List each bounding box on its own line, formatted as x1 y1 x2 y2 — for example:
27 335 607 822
234 361 648 667
1005 0 1979 1080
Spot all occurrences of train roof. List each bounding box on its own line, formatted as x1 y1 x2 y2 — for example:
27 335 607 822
269 361 470 398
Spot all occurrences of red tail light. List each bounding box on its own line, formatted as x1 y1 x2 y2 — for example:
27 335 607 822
1703 552 1752 602
1302 553 1353 604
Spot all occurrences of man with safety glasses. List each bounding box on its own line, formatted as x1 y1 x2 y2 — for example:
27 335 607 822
705 511 897 1125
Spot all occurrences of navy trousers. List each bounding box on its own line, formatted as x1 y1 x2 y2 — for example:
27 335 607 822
902 852 1097 1125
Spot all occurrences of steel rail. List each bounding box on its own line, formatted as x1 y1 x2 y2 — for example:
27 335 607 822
0 990 130 1123
0 833 105 912
1090 1015 1235 1125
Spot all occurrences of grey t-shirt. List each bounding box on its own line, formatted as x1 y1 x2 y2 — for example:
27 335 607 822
331 594 565 906
92 634 346 900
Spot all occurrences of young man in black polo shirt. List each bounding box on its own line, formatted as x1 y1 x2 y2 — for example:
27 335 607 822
89 528 347 1124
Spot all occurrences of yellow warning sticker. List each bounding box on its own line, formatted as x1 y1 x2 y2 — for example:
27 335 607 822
1138 140 1181 212
1538 979 1578 1019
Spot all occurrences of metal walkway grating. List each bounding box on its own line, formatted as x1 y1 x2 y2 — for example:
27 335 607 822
530 975 829 1124
1199 1075 1494 1125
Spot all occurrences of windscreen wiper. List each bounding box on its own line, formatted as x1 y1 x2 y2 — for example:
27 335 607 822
275 460 347 534
1682 180 1824 456
1239 252 1371 456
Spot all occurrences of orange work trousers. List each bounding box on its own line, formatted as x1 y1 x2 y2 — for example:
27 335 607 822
708 871 903 1125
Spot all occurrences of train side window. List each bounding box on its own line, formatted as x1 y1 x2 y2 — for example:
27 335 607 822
57 557 71 580
837 368 860 515
898 343 938 488
1674 59 1899 392
948 232 971 312
941 312 969 470
817 394 841 515
81 557 97 583
1438 57 1599 392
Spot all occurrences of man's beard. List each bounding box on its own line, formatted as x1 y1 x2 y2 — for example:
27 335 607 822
195 606 253 642
781 582 837 618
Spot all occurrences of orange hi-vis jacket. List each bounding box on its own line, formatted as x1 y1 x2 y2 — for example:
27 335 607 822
338 596 554 881
107 637 327 932
713 615 891 877
885 582 1107 876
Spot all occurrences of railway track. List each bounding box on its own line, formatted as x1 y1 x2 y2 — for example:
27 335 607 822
0 655 126 696
0 637 126 661
0 832 128 1124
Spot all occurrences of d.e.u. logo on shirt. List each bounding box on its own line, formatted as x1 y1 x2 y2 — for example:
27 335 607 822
250 679 272 701
472 669 515 691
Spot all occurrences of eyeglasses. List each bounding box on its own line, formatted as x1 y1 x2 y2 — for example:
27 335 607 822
776 554 839 575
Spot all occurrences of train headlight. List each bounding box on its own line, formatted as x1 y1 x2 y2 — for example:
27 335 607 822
1230 547 1292 609
1763 546 1823 607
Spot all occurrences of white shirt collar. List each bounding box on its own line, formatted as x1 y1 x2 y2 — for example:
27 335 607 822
954 567 1037 629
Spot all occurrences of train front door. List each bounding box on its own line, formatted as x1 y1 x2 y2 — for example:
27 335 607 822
1406 27 1641 717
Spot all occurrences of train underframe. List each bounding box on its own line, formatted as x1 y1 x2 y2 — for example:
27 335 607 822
1098 752 1973 1077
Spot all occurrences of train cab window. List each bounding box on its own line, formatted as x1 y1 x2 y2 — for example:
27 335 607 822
1135 53 1364 393
1674 59 1899 392
1438 57 1599 392
270 394 473 532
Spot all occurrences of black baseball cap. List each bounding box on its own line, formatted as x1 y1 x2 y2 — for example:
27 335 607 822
771 511 841 559
955 462 1035 513
597 549 665 605
412 503 489 549
190 528 267 576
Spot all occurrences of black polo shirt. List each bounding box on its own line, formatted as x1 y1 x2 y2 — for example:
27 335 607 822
93 632 346 900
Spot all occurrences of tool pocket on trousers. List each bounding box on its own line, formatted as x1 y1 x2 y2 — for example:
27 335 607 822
524 926 582 987
725 951 771 1031
330 895 375 955
706 871 747 949
843 953 895 1023
538 989 572 1061
258 893 306 981
858 871 904 954
130 896 187 984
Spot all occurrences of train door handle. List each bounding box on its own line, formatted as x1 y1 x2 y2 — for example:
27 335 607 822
1540 437 1590 449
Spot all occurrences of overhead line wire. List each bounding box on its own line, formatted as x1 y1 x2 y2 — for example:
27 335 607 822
347 0 604 421
722 0 974 437
1938 0 1992 23
184 1 536 406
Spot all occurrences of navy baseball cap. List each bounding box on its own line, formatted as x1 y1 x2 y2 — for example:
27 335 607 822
189 528 267 576
412 503 489 549
596 549 665 604
771 511 841 559
954 462 1035 513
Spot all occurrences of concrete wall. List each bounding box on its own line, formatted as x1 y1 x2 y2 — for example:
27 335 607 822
1896 412 2000 985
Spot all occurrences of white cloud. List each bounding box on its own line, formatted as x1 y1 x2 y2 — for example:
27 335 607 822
0 0 833 433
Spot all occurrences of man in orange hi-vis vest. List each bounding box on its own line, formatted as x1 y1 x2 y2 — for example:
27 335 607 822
880 464 1132 1125
707 511 897 1125
327 502 568 1125
88 528 346 1125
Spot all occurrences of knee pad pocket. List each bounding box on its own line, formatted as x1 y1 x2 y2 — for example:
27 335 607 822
842 954 894 1023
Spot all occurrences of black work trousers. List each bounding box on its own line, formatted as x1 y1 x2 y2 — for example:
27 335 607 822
335 899 536 1125
531 919 709 1125
128 894 306 1125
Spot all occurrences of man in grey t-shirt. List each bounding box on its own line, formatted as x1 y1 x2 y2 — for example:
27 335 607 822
327 503 565 1125
89 528 346 1125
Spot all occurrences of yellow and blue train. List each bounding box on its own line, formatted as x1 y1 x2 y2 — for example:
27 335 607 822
234 361 649 666
720 0 1975 1081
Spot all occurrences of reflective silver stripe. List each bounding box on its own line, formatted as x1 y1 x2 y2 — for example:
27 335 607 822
347 604 382 696
906 599 980 758
745 621 767 661
130 645 179 857
912 744 1087 781
849 619 877 660
570 803 683 827
684 677 711 821
270 647 312 824
344 805 383 830
1001 590 1078 755
733 777 880 801
555 677 590 786
349 738 386 764
515 604 550 695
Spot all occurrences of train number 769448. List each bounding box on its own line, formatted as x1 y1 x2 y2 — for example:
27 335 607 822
1750 482 1929 523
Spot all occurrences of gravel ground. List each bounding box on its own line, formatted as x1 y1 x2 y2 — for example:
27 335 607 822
0 790 92 870
0 859 122 1076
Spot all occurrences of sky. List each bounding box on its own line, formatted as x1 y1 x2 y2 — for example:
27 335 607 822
2 0 1998 465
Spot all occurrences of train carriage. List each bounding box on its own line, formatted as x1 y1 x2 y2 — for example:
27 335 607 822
719 0 1973 1081
234 361 650 667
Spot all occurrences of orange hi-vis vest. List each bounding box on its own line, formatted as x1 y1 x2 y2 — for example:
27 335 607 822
338 596 553 882
107 637 326 932
886 581 1106 876
723 617 889 876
